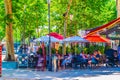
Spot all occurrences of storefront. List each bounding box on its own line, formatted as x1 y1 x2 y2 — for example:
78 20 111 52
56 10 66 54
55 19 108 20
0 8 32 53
86 17 120 49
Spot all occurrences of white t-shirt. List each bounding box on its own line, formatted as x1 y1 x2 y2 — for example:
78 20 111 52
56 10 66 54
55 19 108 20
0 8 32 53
33 46 38 53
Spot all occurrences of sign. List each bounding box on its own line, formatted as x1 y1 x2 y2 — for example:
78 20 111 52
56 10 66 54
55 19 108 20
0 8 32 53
0 45 2 77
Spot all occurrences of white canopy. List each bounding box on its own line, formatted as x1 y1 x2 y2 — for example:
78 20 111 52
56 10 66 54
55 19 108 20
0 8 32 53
33 35 60 42
63 36 88 42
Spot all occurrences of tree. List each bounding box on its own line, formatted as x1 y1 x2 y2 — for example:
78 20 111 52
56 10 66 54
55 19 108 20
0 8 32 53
4 0 15 61
50 0 116 36
0 0 117 45
12 0 47 42
116 0 120 17
0 0 5 41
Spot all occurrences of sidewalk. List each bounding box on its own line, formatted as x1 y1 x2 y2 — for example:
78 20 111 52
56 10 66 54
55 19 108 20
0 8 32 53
1 67 120 80
1 54 120 80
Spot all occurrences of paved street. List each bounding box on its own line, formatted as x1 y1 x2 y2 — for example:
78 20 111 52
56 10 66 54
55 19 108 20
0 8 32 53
1 67 120 80
1 55 120 80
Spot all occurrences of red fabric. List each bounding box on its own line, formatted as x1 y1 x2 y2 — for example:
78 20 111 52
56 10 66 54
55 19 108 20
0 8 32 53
84 34 110 43
87 17 120 36
48 32 64 40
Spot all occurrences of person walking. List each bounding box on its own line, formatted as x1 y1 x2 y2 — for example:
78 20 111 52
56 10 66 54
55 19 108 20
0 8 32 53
52 54 58 72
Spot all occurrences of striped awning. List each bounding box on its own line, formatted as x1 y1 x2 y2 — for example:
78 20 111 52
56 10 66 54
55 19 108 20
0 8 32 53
87 17 120 36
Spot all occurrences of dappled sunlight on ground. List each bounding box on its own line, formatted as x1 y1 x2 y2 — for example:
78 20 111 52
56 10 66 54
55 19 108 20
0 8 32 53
1 67 120 80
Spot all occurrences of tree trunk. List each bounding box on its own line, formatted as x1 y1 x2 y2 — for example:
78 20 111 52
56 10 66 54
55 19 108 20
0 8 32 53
4 0 15 61
117 0 120 18
63 0 72 54
116 0 120 45
64 0 72 38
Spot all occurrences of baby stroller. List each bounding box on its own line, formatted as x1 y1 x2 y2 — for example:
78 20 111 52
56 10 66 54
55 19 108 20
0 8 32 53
105 49 119 67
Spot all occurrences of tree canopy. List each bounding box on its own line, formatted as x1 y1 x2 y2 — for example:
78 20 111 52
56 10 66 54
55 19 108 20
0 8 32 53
0 0 117 42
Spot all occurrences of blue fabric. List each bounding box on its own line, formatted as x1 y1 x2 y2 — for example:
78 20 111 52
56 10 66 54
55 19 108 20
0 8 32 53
18 54 28 67
91 57 98 64
2 61 18 69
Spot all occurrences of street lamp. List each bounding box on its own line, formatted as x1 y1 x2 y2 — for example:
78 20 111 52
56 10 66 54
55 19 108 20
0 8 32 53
47 0 52 71
22 5 26 54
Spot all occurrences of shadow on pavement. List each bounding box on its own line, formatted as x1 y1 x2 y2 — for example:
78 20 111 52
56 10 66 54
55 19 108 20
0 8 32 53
1 67 120 80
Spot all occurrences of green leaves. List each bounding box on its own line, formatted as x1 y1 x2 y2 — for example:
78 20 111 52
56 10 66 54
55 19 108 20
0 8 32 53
0 0 117 41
